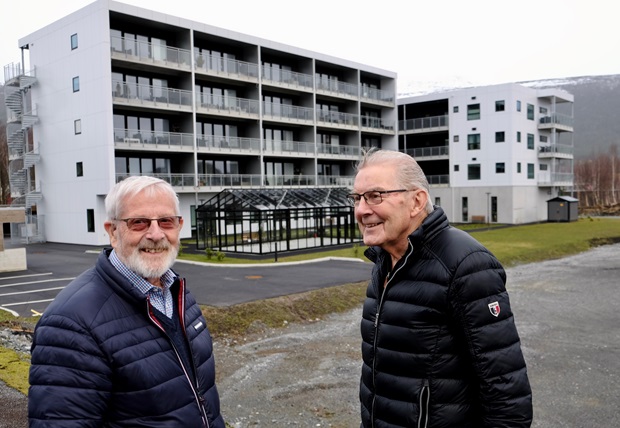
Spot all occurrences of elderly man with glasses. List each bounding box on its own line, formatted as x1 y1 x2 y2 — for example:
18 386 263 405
350 149 532 428
28 176 225 428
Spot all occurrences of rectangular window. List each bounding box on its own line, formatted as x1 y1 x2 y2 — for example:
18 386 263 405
516 100 521 112
540 135 548 143
540 106 548 114
435 197 441 206
467 104 480 120
76 162 83 177
467 133 480 150
72 76 80 92
462 197 468 222
453 135 459 142
74 119 82 134
454 164 460 172
527 133 535 149
540 164 548 171
496 162 505 173
86 209 95 233
495 100 505 111
527 103 534 120
517 162 521 173
517 131 521 142
527 163 535 179
453 106 459 113
495 131 505 143
71 33 78 50
468 164 481 180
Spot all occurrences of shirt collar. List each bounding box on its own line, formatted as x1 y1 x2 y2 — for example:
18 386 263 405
108 249 177 295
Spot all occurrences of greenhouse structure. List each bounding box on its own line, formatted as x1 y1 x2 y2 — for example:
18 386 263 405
195 188 361 255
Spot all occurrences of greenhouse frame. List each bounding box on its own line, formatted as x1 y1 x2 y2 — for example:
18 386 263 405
195 188 362 255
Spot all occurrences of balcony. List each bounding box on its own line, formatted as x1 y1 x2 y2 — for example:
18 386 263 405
361 116 395 134
399 115 449 133
261 66 313 91
538 113 574 132
197 135 261 153
112 82 193 112
360 86 395 106
316 78 359 100
114 129 194 151
427 174 450 186
110 35 191 71
538 144 573 159
265 174 316 187
316 175 354 187
196 54 259 83
196 95 260 119
317 144 360 158
316 110 359 129
263 103 314 124
406 145 449 160
263 140 315 157
538 172 574 187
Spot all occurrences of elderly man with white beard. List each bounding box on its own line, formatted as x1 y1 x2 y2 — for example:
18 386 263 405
28 176 225 428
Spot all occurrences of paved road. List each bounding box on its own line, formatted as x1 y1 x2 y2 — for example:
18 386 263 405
0 242 373 316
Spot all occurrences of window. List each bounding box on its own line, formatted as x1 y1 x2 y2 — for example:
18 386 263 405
467 134 480 150
72 76 80 92
454 165 460 172
467 104 480 120
517 162 521 173
453 135 459 143
527 103 534 120
517 131 521 143
86 209 95 233
71 33 78 50
435 197 441 206
527 133 535 150
540 106 548 114
540 164 548 171
462 197 468 222
76 162 83 177
516 100 521 112
495 100 505 111
527 163 535 179
496 162 505 173
453 106 459 113
540 135 548 143
468 164 481 180
495 132 505 143
74 119 82 134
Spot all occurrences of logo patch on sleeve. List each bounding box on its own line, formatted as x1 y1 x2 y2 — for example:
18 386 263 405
488 301 501 317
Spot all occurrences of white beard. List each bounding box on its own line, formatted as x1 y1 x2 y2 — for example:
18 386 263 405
124 243 179 279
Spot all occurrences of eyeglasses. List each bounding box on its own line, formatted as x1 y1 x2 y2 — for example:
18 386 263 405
346 189 410 206
116 216 181 232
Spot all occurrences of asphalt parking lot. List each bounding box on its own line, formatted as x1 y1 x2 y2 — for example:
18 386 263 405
0 242 373 317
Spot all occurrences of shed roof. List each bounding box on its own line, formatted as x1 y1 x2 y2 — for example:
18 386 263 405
547 196 579 203
196 188 352 212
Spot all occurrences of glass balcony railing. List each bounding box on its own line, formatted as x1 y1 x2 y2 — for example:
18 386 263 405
361 116 395 131
110 35 191 69
316 109 359 127
426 174 450 185
406 146 449 158
539 113 573 128
197 54 259 80
197 135 261 152
263 139 315 155
264 102 314 122
114 128 194 149
399 115 449 132
316 175 354 187
317 144 360 157
262 66 313 89
316 78 359 97
197 95 260 115
113 82 193 108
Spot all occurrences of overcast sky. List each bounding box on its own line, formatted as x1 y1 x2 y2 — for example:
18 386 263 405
2 0 619 91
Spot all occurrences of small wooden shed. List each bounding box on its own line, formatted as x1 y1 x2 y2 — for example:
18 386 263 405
547 196 579 222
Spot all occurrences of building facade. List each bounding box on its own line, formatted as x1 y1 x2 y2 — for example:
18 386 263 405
3 0 397 246
398 83 574 224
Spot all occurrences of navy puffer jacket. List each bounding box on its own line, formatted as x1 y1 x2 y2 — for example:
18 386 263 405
360 207 532 427
29 249 225 427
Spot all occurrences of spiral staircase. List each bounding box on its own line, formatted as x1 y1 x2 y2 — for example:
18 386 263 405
4 63 43 242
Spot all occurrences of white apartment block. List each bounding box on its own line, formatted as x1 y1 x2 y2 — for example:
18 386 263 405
4 0 398 246
398 84 574 225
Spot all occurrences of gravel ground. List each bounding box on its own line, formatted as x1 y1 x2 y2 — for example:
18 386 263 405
2 243 620 427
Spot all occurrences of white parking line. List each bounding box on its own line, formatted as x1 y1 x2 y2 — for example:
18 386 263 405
0 277 75 289
0 286 66 297
2 298 56 307
0 272 53 281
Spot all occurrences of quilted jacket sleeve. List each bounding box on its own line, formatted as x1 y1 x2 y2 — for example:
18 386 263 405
449 249 533 428
28 313 112 428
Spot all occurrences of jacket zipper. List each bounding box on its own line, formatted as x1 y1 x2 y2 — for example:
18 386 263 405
370 241 414 427
147 293 210 428
418 379 430 428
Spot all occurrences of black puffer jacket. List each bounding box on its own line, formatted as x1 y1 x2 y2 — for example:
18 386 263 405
29 249 225 428
360 207 532 428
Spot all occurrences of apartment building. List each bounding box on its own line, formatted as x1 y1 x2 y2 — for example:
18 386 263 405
398 83 574 224
4 0 397 246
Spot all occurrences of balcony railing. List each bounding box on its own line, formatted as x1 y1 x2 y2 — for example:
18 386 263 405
262 66 313 89
399 115 449 132
263 140 315 156
113 82 193 108
317 144 360 157
114 129 194 150
539 113 574 128
316 110 359 127
361 116 395 131
361 86 394 104
316 78 359 97
197 54 259 80
110 35 191 69
427 174 450 185
538 172 574 186
538 144 574 157
406 146 449 158
197 135 261 152
265 175 316 186
196 94 260 116
198 174 262 187
263 102 314 122
316 175 354 187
